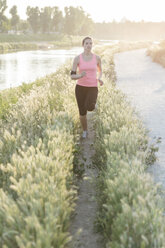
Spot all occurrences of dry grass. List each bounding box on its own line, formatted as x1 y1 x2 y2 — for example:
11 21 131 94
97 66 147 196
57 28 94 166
147 40 165 67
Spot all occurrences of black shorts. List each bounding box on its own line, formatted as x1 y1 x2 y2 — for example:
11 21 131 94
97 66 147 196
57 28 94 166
75 84 98 116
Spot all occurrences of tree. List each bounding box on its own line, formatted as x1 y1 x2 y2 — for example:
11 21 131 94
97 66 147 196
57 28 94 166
40 7 53 33
1 16 10 32
52 7 63 32
10 5 20 31
64 7 72 35
79 14 94 35
0 0 7 17
18 20 30 33
64 6 94 35
0 0 8 31
26 6 40 33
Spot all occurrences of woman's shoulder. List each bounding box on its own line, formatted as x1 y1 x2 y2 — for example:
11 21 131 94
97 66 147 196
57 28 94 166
94 54 101 63
74 54 81 63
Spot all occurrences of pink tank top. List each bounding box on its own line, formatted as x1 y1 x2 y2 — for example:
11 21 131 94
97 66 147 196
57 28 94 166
77 53 98 87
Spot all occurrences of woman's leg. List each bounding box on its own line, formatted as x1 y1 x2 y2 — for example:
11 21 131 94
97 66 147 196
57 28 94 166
80 115 87 131
75 85 88 131
86 87 98 112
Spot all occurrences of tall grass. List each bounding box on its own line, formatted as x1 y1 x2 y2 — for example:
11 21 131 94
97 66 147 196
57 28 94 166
0 80 45 120
0 61 80 247
147 40 165 67
0 40 164 247
93 45 165 247
0 42 38 53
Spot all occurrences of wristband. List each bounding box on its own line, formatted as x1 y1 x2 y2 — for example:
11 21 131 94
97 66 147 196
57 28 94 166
71 71 76 75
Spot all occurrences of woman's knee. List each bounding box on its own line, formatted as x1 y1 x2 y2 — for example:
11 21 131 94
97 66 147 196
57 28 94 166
80 109 87 116
87 103 95 111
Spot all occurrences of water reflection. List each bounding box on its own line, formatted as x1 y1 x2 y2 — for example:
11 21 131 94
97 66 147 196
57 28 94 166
0 47 82 90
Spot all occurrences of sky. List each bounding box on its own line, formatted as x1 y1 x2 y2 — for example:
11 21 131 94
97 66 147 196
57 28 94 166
5 0 165 23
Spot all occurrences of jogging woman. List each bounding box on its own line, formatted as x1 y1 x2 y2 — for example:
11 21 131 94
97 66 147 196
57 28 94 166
71 36 103 138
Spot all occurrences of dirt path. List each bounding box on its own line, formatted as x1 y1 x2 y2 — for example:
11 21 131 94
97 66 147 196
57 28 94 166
69 112 103 248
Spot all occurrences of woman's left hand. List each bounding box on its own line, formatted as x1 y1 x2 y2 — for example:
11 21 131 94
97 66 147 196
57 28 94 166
98 79 104 86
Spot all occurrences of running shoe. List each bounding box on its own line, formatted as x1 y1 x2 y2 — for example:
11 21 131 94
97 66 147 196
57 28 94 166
82 130 87 138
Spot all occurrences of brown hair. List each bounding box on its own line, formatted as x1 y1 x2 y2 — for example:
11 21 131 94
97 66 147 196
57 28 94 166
82 36 92 46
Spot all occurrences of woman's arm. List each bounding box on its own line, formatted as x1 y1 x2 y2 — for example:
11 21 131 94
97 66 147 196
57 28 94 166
71 56 86 80
97 55 103 86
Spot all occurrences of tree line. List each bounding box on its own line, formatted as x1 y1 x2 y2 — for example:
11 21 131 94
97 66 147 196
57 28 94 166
0 0 94 34
1 0 165 40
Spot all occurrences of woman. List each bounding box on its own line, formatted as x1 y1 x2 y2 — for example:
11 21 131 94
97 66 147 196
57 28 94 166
71 36 103 138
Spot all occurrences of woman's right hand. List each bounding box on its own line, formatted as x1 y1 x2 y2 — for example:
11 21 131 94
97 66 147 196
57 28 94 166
80 71 86 78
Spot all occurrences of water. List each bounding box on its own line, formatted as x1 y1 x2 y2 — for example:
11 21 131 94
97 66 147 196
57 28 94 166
0 47 83 91
0 39 117 91
114 48 165 195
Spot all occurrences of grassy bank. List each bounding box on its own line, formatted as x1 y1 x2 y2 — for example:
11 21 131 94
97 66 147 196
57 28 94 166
147 40 165 67
0 42 38 53
0 34 84 53
0 79 46 120
0 61 81 247
0 33 79 43
93 45 165 247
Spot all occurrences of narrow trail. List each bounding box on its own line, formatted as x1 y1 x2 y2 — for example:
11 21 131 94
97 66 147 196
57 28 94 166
69 112 103 248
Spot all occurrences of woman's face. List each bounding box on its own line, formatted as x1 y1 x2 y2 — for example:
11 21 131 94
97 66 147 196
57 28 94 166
83 39 92 52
